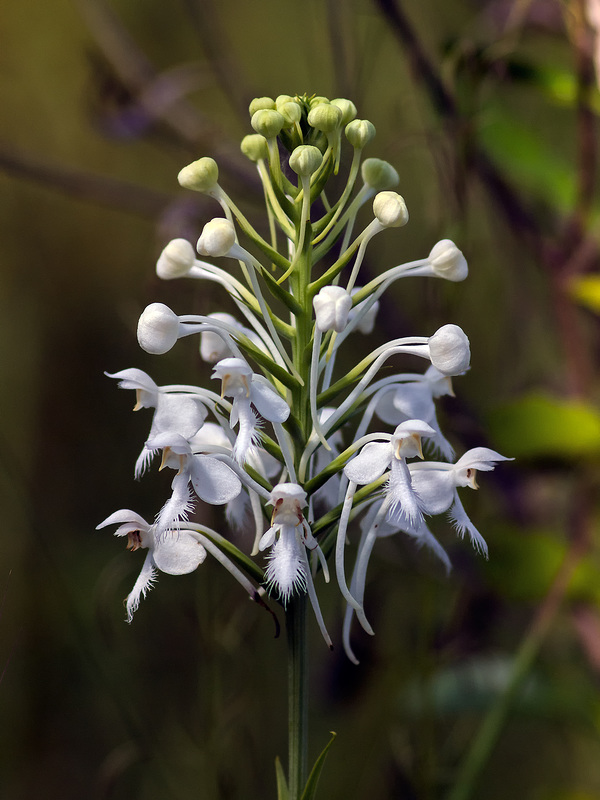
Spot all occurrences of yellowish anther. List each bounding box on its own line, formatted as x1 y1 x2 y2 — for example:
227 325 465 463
241 374 251 398
413 435 424 460
159 448 186 473
220 375 230 399
466 468 479 489
395 434 423 460
159 448 172 471
133 390 144 411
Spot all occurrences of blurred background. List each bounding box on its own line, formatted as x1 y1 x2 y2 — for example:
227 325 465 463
2 0 600 797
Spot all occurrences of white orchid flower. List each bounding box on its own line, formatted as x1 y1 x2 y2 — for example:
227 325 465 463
408 447 512 556
375 366 455 459
335 420 435 616
145 431 242 536
97 510 207 621
258 484 332 648
345 419 435 526
211 357 290 464
106 369 208 477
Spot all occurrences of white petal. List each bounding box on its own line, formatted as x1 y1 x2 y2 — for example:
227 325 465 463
344 441 392 484
126 552 158 622
97 509 149 531
250 380 290 422
258 526 277 551
392 384 435 421
152 394 207 439
106 369 159 411
232 401 260 464
454 447 511 472
264 526 307 604
190 456 242 504
386 459 423 527
409 469 455 516
449 496 488 557
155 471 195 535
153 532 207 574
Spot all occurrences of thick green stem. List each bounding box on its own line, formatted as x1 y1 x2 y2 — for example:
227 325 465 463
286 596 308 799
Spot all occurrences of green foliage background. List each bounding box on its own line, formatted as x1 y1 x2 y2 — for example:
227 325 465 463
1 0 600 798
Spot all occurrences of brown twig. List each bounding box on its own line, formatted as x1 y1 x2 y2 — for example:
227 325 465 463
0 145 171 216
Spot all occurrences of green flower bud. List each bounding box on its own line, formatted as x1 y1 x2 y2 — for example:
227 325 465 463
331 98 357 125
240 133 269 162
309 95 329 108
177 157 219 193
345 119 376 149
279 101 302 126
308 103 343 134
249 96 275 115
251 109 285 139
275 94 295 109
289 145 323 177
361 158 399 190
372 191 409 228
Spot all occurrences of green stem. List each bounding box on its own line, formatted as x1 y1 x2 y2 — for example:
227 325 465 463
286 595 308 799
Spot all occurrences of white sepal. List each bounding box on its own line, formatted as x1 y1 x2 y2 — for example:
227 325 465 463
189 455 242 504
152 531 207 574
250 379 290 422
344 441 392 484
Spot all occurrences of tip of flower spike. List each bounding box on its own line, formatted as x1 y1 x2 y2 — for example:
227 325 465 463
177 157 219 193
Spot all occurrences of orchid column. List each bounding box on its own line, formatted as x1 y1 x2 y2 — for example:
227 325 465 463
99 93 509 800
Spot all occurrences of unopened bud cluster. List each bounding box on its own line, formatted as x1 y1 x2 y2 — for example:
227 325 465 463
99 93 509 659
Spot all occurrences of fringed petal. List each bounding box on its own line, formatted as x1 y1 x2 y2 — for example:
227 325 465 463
448 495 488 557
232 400 261 464
125 552 158 622
155 471 195 537
263 526 307 605
386 459 424 527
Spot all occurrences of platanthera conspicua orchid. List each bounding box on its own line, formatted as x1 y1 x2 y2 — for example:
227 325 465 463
99 93 509 665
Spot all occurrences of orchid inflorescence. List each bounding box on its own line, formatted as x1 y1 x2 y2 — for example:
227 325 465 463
99 93 510 662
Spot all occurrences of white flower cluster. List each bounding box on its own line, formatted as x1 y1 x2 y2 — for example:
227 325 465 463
99 94 509 659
